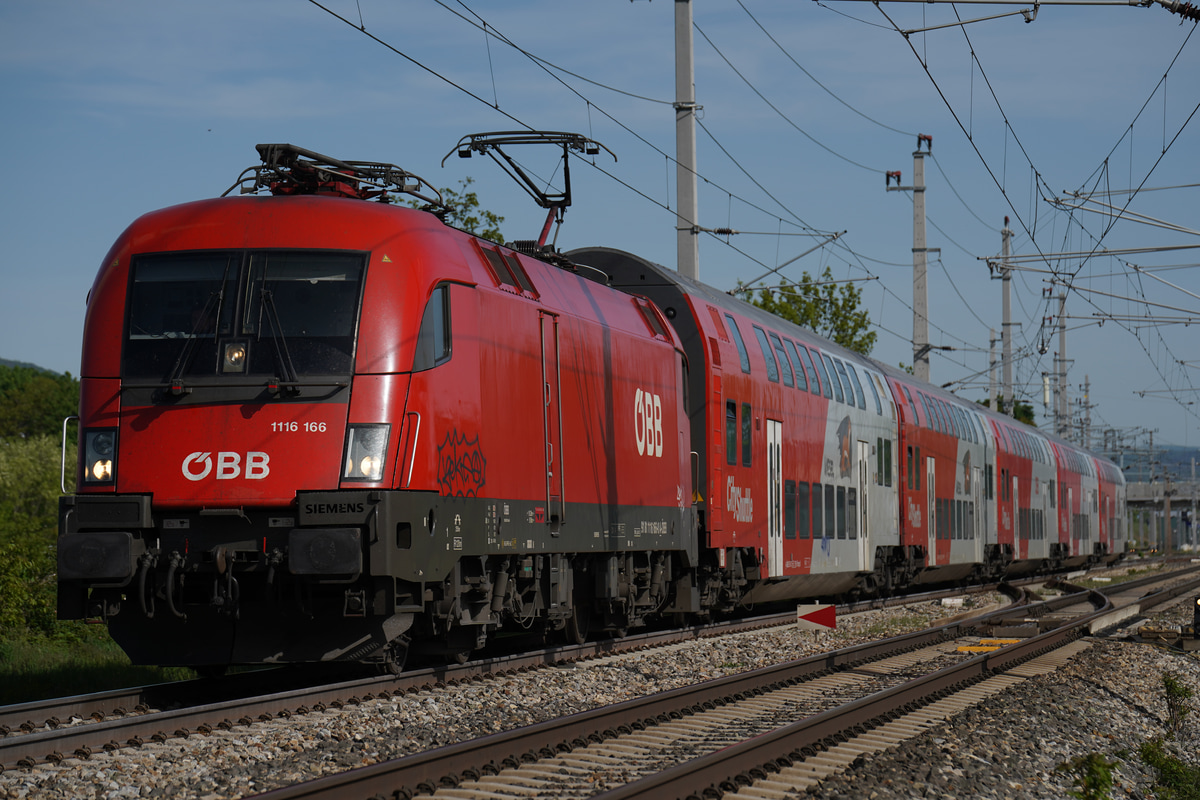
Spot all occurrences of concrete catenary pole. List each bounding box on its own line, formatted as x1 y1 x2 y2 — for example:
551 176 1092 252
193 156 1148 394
674 0 699 281
989 328 998 409
1056 293 1068 439
911 138 931 382
1001 219 1014 417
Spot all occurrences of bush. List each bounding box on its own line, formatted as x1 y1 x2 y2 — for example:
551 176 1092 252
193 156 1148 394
1140 738 1200 800
0 435 73 638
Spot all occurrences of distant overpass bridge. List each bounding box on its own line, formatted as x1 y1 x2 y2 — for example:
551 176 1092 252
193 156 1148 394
1125 481 1198 552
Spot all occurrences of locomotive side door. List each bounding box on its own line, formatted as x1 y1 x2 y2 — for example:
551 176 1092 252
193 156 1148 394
767 419 783 578
540 311 564 526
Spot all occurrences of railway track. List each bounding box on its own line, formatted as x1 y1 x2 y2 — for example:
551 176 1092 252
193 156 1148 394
231 565 1199 800
4 565 1192 795
1 582 989 774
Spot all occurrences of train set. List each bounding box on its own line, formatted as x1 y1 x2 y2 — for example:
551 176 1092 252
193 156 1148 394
56 137 1127 671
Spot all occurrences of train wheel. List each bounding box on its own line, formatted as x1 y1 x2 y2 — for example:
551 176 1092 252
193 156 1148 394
380 637 410 675
564 598 591 645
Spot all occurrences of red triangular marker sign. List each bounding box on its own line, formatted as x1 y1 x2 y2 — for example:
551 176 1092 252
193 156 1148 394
795 604 836 630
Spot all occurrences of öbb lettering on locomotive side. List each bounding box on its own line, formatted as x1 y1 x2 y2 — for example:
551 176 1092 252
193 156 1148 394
56 140 1127 672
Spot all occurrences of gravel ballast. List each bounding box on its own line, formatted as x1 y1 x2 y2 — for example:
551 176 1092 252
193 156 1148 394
2 577 1197 800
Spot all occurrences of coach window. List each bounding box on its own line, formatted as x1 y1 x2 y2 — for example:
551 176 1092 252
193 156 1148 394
915 447 921 490
877 438 885 485
769 332 793 387
936 398 951 436
884 439 893 486
906 446 914 490
413 285 452 371
725 314 751 374
1049 479 1056 508
797 481 811 539
844 361 867 410
937 398 951 436
821 354 844 403
784 339 807 391
798 344 822 396
811 482 822 539
847 487 858 539
986 464 994 500
903 385 921 426
725 401 737 466
835 359 861 409
825 484 836 539
811 349 834 400
949 403 964 440
837 486 848 539
785 480 797 539
742 403 752 467
919 394 936 433
753 326 779 383
864 370 883 415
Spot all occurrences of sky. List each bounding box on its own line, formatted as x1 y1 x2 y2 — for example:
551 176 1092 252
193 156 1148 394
1 0 1198 455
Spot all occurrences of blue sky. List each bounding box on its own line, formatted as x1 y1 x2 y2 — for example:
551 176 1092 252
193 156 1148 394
2 1 1197 450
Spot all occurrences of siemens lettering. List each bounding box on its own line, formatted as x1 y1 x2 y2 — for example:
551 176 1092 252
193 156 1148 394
304 502 366 516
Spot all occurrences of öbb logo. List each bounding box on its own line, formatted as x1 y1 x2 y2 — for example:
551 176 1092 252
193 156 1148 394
182 452 270 481
634 389 663 458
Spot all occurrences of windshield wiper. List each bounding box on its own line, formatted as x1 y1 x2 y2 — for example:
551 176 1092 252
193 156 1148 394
258 287 300 394
165 289 223 395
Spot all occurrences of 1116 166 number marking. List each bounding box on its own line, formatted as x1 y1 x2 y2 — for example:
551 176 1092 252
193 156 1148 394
271 421 328 433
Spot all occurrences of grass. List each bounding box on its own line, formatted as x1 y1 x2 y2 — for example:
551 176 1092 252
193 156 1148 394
0 631 195 706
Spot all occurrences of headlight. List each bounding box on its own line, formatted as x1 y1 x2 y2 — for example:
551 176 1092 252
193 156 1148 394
342 425 389 482
222 340 248 373
83 428 118 484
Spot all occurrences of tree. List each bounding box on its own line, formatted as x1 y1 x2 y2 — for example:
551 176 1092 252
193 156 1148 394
738 266 877 356
411 177 504 244
0 366 80 441
977 395 1036 426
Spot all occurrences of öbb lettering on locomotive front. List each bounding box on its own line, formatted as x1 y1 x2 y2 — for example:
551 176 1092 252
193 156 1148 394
181 451 270 482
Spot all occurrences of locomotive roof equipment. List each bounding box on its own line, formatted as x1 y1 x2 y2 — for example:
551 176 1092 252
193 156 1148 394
222 142 449 210
444 131 615 252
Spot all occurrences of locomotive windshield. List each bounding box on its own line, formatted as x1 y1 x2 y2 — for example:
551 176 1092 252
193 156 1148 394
123 250 366 382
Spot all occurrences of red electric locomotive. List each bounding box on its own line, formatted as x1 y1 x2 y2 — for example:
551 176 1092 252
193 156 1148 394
58 142 694 670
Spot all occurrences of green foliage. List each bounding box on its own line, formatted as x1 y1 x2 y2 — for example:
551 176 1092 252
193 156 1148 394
1162 671 1194 738
411 177 505 243
976 394 1036 426
0 635 195 704
1140 738 1200 800
0 365 80 442
0 436 73 638
1056 752 1118 800
737 266 877 356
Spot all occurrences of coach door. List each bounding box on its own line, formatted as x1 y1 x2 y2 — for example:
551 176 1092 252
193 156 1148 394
857 440 870 569
1067 487 1075 556
926 456 936 565
540 312 564 526
767 419 783 578
973 466 984 563
1013 476 1022 557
